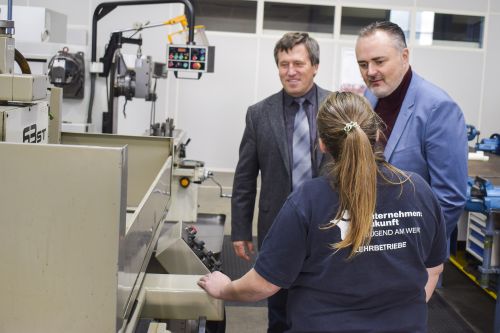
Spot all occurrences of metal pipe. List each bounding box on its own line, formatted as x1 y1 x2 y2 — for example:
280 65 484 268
7 0 12 20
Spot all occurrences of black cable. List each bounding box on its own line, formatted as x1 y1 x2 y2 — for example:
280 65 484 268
105 75 109 103
149 101 154 133
149 78 158 134
14 48 31 74
122 99 128 118
104 53 117 133
87 74 95 126
129 29 140 39
152 78 157 121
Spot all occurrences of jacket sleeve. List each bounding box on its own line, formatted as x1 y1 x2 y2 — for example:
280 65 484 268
231 106 260 242
424 99 468 238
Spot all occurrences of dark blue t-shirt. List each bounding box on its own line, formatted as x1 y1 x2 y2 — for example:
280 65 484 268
254 167 447 333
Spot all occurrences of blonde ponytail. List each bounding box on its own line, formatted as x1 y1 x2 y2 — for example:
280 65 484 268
333 123 377 257
317 92 392 258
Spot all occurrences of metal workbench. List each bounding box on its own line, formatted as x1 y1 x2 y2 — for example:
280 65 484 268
462 151 500 332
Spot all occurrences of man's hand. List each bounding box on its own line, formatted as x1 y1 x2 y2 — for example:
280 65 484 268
233 240 254 261
198 271 232 299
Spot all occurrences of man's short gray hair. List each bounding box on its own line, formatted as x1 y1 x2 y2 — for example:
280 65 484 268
274 32 320 66
358 21 407 50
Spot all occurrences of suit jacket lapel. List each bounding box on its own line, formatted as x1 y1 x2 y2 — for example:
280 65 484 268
267 91 291 176
384 73 420 161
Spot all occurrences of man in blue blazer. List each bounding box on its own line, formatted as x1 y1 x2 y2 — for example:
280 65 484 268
231 32 330 332
355 21 468 239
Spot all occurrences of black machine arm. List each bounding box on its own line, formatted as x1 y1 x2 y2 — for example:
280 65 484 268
91 0 195 65
99 32 142 78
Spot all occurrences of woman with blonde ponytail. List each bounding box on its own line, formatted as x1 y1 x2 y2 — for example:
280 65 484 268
199 92 447 333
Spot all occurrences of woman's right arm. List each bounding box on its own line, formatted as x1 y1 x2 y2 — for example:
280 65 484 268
198 268 280 302
425 264 443 302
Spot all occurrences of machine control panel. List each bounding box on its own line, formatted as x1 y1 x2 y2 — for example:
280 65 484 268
183 226 222 272
167 45 215 73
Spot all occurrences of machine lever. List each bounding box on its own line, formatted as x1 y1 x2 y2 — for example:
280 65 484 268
208 173 232 198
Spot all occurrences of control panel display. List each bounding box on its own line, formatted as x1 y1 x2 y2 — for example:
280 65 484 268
167 45 214 73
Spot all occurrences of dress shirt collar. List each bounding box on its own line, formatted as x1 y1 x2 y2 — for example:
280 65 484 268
283 84 317 107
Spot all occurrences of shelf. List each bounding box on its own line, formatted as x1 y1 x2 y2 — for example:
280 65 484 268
468 234 485 248
470 212 487 226
469 223 484 236
469 228 485 243
466 244 484 262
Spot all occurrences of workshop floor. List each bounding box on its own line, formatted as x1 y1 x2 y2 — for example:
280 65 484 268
198 178 496 333
438 254 496 333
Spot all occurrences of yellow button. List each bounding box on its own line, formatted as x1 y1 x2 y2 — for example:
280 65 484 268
180 177 190 188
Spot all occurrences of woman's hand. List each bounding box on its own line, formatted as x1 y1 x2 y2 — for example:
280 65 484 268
198 271 232 299
198 269 279 302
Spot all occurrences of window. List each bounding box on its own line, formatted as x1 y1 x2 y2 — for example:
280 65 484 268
263 2 335 34
341 7 390 35
416 12 484 48
341 7 410 40
191 0 257 33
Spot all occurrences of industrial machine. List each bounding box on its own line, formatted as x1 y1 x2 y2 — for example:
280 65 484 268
464 176 500 299
89 0 215 134
0 132 225 333
466 124 500 155
166 130 208 222
467 124 480 142
48 46 85 99
0 23 63 144
0 18 54 143
476 134 500 155
466 176 500 214
165 128 231 225
0 3 225 332
86 0 218 221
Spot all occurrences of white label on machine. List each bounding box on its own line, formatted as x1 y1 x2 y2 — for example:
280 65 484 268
4 102 49 143
53 59 66 69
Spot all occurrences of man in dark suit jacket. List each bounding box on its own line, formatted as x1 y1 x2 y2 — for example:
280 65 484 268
231 32 330 333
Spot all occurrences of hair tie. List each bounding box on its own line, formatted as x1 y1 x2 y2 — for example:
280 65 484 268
343 121 359 134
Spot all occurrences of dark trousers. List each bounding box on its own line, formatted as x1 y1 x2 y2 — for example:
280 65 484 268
267 288 289 333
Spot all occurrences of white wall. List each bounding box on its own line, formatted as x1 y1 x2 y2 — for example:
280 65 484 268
2 0 499 171
175 33 258 171
480 12 500 138
411 47 483 126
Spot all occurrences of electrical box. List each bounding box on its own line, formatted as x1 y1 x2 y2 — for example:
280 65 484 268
0 101 49 143
0 6 67 43
0 73 48 102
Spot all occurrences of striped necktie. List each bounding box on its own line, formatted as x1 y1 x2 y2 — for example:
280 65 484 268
292 97 312 190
